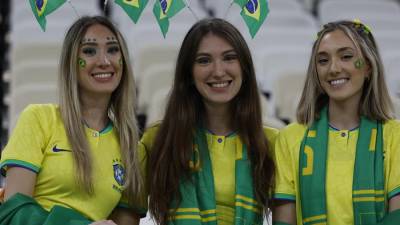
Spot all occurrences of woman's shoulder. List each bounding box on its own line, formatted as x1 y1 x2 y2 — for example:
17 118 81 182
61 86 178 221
19 104 60 122
263 126 279 137
140 123 161 148
383 119 400 139
280 122 308 135
263 123 307 140
23 104 60 116
278 122 308 144
383 119 400 130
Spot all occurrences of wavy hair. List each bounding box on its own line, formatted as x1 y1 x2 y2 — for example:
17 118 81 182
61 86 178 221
148 18 275 224
58 16 141 202
297 20 394 124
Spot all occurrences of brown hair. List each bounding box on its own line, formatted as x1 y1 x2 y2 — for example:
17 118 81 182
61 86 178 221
148 18 275 224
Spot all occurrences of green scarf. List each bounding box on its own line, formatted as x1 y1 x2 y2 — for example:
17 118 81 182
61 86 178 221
167 129 263 225
299 107 385 225
0 193 91 225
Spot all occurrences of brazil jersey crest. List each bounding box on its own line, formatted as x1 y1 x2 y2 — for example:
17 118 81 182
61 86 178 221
113 161 125 186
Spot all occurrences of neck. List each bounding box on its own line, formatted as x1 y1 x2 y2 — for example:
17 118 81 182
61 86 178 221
80 93 110 131
328 99 360 130
204 102 233 136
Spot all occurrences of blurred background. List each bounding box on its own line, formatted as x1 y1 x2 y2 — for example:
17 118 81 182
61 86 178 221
0 0 400 223
2 0 400 147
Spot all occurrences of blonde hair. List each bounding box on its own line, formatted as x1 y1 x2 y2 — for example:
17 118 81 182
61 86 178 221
297 20 394 125
58 16 141 202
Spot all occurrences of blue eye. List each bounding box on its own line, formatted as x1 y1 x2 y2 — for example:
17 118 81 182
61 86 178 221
82 47 96 56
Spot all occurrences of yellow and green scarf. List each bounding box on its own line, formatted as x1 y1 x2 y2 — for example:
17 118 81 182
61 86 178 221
0 193 91 225
299 107 388 225
167 129 263 225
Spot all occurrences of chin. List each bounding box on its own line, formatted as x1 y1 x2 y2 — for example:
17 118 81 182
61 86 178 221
210 99 235 105
94 89 116 95
329 95 355 102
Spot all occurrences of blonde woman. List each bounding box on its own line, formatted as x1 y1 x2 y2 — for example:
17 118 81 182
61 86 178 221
0 16 141 225
273 20 400 225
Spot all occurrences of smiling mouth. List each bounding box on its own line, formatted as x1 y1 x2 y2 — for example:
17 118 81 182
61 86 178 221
207 81 232 88
92 72 114 78
329 78 349 86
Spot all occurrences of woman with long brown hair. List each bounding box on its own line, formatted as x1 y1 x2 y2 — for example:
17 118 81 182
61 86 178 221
139 18 277 225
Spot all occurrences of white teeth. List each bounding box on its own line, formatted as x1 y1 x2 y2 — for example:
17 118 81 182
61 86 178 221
330 78 347 86
210 81 230 88
93 73 112 78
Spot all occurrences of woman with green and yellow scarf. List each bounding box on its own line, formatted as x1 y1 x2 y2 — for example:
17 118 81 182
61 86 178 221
273 20 400 225
137 18 277 225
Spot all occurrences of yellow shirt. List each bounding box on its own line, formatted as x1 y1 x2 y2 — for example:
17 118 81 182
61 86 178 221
0 104 127 220
139 125 278 224
274 121 400 225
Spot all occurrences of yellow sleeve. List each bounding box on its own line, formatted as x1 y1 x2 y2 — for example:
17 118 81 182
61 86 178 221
119 125 159 215
0 104 51 174
274 129 296 201
264 126 279 152
117 140 149 217
273 124 306 201
385 120 400 199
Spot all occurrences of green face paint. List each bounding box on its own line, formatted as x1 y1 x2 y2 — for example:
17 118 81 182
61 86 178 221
78 58 86 68
354 58 365 69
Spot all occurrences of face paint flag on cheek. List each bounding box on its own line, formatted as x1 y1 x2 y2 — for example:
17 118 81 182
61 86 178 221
354 58 365 69
153 0 186 38
114 0 149 24
78 58 86 68
233 0 269 38
28 0 67 31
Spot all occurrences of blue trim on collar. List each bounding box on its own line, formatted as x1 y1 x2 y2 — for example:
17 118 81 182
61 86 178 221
328 123 359 131
99 121 113 134
206 129 237 137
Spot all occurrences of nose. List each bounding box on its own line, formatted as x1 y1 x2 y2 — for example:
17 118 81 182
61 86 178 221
329 58 341 75
98 51 111 66
213 59 225 77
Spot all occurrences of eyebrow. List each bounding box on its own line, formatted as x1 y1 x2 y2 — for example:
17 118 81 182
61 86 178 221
106 40 119 45
317 46 354 55
196 49 236 56
80 40 120 46
337 46 354 52
81 42 97 46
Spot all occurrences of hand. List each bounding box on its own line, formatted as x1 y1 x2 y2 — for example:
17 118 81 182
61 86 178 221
89 220 117 225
